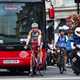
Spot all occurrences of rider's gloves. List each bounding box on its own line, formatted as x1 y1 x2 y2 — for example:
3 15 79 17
72 57 77 63
24 45 28 49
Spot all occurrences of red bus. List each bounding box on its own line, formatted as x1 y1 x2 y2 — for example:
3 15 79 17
0 0 46 73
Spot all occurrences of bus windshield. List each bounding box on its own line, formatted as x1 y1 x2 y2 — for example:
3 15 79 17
0 1 45 44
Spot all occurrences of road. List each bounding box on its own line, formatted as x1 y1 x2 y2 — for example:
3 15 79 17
0 66 80 80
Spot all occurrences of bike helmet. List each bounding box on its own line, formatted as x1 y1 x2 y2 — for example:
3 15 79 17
31 22 38 28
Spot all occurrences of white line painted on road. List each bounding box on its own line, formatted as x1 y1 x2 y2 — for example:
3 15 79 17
0 77 80 80
25 77 80 80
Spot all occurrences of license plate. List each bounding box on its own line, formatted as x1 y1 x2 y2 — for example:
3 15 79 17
3 60 19 64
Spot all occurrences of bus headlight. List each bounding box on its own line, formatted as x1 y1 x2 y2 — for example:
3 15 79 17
19 51 28 58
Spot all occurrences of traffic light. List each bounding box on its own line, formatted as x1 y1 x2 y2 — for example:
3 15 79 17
75 0 80 3
49 6 55 19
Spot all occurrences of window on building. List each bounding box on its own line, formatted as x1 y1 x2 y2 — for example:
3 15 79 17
51 0 76 7
64 0 75 7
51 0 64 7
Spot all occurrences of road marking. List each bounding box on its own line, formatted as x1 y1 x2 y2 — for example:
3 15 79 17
25 77 80 80
0 76 80 80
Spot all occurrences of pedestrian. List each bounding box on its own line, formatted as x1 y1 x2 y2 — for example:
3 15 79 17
66 30 73 66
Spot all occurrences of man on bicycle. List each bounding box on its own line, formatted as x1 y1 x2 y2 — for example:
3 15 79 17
25 22 42 75
56 29 67 71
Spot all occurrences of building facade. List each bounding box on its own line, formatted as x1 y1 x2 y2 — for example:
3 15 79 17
45 0 78 45
46 0 77 20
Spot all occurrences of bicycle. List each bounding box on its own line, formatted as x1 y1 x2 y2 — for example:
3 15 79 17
27 45 44 76
57 48 66 74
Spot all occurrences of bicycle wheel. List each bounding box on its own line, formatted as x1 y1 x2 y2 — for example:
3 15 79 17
31 56 37 75
58 52 65 74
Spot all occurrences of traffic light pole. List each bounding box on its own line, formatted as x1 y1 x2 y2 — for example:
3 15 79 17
77 2 79 14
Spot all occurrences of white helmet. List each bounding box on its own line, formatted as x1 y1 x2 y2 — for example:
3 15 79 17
31 23 38 28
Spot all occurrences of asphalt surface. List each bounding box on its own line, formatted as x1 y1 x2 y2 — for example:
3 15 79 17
0 65 80 80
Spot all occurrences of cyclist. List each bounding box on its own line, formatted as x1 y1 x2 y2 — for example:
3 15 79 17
25 22 42 75
56 29 67 71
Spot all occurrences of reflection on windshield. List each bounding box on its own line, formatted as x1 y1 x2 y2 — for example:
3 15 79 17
0 2 44 43
0 3 25 42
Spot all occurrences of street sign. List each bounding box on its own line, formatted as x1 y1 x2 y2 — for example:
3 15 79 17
75 0 80 3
